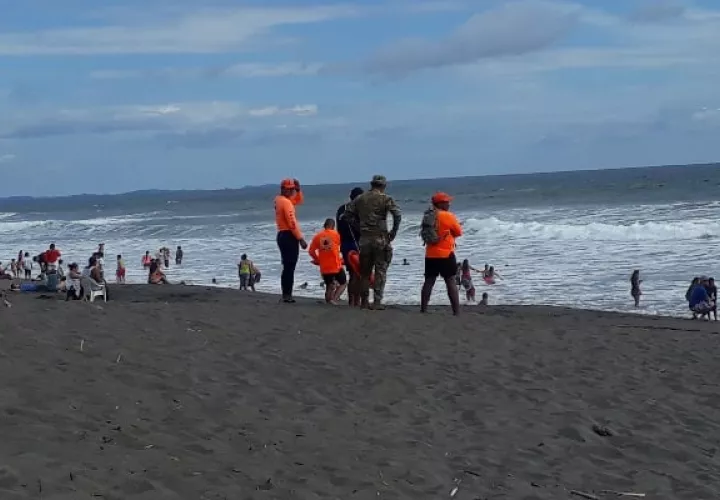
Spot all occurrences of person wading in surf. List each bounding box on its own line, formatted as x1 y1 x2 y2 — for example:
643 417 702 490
274 178 307 303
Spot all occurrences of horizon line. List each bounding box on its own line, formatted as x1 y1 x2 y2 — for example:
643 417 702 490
2 161 718 202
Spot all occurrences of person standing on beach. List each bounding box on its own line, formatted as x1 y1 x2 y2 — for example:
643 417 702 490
630 270 642 308
23 252 32 279
309 218 347 305
176 246 183 266
45 243 61 272
336 187 364 307
275 178 307 303
706 277 717 321
420 192 462 315
343 175 401 310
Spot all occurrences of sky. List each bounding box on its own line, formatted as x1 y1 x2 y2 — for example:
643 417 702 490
0 0 719 196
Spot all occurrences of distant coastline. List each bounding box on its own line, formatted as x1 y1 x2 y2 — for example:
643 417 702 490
1 161 718 206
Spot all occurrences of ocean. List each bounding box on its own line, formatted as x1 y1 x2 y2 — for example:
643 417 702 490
1 163 719 317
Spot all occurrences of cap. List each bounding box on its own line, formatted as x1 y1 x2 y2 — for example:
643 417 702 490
371 175 387 186
280 178 296 190
431 192 453 204
350 187 364 200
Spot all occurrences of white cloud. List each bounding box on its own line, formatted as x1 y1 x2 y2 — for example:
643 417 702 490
0 102 319 139
0 154 16 164
248 105 318 117
0 5 356 55
362 0 579 77
90 62 323 80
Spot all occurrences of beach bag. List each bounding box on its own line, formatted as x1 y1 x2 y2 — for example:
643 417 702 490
420 207 440 245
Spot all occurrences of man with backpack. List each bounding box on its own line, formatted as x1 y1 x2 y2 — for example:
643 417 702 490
420 192 462 315
343 175 402 310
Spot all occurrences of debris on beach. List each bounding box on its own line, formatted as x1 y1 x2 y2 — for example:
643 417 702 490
592 424 614 437
570 490 599 500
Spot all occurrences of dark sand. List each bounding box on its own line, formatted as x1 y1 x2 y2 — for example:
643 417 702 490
0 284 719 499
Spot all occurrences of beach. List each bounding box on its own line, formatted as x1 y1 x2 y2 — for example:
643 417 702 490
1 284 719 499
1 164 720 317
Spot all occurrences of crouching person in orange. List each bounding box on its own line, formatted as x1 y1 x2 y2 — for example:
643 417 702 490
309 219 347 305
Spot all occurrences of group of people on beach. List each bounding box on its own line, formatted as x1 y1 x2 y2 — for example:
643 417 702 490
630 270 718 320
273 175 487 315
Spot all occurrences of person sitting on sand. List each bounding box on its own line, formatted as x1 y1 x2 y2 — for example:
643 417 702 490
630 270 642 308
308 218 347 305
148 259 170 285
689 276 714 320
66 263 83 301
0 262 12 280
83 256 110 300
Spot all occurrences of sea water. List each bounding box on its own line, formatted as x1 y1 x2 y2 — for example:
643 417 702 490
1 164 719 318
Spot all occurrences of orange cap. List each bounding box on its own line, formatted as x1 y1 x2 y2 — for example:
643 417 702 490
431 192 452 204
281 178 296 190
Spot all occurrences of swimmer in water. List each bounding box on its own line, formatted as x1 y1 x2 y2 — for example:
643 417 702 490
484 265 502 282
299 282 309 290
402 258 410 266
479 292 489 306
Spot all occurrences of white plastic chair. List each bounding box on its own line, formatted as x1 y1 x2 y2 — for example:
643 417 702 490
81 277 107 302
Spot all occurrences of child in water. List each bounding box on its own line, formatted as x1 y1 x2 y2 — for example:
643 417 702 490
484 265 502 284
479 292 489 306
459 259 482 302
116 255 126 284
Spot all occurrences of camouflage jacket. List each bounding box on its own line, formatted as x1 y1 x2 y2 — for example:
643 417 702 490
343 189 402 238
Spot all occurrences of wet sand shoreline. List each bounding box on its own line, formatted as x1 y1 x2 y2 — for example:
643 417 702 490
0 284 718 499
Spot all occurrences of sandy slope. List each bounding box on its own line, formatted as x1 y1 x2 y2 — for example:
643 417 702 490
0 284 718 499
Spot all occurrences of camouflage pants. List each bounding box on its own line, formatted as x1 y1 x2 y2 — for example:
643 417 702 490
358 234 393 301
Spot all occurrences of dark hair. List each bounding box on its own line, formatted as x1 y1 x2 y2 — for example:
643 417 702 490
324 218 335 228
350 187 363 200
241 254 247 260
49 243 55 249
117 254 122 259
87 256 97 268
462 259 470 272
59 259 63 264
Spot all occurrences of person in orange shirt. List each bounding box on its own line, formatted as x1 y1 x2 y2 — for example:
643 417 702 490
308 218 347 304
421 192 462 315
275 178 308 303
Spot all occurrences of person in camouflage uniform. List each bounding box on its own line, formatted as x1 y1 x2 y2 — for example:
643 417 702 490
343 175 402 309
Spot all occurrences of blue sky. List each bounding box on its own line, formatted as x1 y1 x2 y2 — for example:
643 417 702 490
0 0 719 196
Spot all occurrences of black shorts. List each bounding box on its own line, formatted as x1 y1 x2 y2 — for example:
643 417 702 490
425 253 457 280
322 269 347 286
